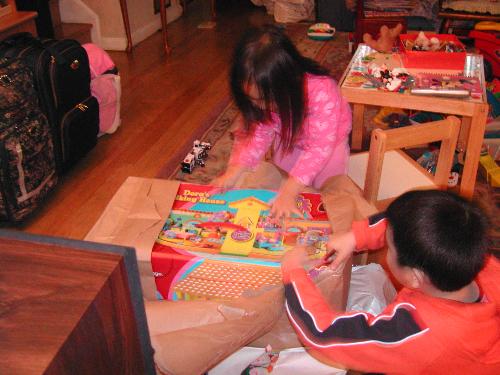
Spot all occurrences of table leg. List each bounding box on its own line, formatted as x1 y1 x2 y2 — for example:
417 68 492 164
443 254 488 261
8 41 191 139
459 104 488 199
351 103 365 151
160 0 172 54
211 0 216 21
118 0 133 52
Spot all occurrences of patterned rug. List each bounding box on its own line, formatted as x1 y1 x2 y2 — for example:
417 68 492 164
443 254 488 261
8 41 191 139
157 26 499 254
158 25 353 183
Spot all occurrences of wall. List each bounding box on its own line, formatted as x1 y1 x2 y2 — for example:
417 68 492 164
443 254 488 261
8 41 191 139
59 0 182 50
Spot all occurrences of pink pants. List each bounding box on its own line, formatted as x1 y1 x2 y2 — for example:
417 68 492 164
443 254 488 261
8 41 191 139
272 139 350 190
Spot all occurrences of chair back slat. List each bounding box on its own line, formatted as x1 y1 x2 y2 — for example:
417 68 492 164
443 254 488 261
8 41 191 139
362 116 460 205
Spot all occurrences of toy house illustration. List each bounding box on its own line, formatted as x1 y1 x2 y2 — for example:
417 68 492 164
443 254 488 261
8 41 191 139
220 197 270 256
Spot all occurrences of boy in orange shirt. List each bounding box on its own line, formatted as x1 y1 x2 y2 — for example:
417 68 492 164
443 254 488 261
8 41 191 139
282 190 500 374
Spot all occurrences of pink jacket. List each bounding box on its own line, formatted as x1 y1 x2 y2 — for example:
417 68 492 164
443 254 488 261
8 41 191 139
230 74 352 186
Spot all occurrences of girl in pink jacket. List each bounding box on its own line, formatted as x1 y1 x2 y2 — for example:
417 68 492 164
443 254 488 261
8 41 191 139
213 25 352 218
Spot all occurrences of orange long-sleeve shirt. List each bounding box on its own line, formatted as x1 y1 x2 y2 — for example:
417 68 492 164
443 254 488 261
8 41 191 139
282 215 500 374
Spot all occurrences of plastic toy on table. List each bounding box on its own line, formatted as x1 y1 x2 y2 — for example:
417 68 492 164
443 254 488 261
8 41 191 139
411 73 482 99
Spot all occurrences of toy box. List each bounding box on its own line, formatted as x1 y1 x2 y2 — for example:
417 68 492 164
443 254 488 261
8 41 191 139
399 33 467 70
151 183 332 301
469 30 500 78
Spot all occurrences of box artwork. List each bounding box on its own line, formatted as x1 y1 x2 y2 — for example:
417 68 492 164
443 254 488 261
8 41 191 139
151 183 332 300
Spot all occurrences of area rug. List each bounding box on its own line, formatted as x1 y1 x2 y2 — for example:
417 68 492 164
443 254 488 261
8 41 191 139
158 25 353 183
156 25 499 253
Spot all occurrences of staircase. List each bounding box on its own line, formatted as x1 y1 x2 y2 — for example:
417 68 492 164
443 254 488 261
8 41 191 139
50 0 92 44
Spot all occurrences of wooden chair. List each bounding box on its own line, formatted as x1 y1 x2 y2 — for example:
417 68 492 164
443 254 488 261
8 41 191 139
348 116 461 209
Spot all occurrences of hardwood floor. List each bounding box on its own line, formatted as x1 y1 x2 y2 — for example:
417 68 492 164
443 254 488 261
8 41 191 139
19 0 273 240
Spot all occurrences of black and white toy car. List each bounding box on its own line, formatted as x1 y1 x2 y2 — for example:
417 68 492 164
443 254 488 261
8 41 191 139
181 140 212 173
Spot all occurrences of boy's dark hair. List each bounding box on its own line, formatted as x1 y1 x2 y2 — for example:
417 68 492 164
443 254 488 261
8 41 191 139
230 24 328 152
386 190 489 292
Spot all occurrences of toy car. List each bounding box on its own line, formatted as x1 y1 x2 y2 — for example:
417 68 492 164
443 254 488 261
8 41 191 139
181 140 212 173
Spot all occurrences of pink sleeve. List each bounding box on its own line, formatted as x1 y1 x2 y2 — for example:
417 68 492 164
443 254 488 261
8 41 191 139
229 121 277 170
288 77 352 186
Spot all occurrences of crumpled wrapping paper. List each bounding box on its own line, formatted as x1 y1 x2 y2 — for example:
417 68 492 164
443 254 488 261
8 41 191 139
146 286 284 375
85 169 378 375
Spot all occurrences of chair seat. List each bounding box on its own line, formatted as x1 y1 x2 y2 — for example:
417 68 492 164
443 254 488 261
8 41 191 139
348 150 436 202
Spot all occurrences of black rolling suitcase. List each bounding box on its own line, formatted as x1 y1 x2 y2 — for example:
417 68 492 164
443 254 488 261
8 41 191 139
0 33 99 174
0 58 58 223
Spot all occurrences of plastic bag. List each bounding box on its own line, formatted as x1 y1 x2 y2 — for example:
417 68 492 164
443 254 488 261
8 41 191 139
347 263 397 315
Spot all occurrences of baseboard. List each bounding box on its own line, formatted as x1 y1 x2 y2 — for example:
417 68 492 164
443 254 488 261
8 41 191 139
100 4 182 51
99 36 128 51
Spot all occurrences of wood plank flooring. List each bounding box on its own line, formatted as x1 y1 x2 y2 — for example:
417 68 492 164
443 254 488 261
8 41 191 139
18 0 273 239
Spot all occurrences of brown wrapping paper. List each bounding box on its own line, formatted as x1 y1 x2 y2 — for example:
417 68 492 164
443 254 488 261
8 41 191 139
147 287 284 375
248 174 363 350
85 171 378 375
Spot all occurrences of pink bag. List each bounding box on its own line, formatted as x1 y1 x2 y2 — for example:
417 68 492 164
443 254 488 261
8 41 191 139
83 43 115 79
83 43 121 135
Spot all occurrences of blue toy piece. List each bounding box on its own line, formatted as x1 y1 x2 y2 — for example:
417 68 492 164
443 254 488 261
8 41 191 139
487 89 500 118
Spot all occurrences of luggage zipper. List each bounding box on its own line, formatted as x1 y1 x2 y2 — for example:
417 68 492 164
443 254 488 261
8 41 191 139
49 55 58 109
59 98 91 162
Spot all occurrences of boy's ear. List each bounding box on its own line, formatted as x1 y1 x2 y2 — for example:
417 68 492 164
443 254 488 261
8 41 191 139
409 268 426 289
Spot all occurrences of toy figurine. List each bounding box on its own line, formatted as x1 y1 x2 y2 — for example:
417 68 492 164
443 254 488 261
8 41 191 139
363 23 403 53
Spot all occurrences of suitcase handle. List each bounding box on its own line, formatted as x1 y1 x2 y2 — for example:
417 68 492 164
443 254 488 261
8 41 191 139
0 32 39 48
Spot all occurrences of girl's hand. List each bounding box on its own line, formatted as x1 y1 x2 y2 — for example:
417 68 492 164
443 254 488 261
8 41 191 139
324 231 357 270
211 165 247 191
270 177 305 218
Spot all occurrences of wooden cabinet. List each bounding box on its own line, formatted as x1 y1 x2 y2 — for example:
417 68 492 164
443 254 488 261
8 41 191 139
0 0 37 40
354 0 408 50
0 230 155 375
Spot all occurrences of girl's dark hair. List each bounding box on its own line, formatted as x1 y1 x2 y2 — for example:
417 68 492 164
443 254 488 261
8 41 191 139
386 190 489 292
230 24 328 151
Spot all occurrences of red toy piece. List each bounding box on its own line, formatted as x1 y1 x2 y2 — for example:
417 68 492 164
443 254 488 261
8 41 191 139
469 30 500 79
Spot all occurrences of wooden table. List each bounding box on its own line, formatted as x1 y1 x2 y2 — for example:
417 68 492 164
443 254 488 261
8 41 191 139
340 44 489 199
0 230 155 375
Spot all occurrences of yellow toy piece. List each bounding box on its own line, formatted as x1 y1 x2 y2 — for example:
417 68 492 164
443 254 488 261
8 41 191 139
479 152 500 188
373 107 407 127
475 22 500 32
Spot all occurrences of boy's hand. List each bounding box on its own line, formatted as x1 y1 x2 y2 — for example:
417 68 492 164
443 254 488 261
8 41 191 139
282 246 309 269
325 231 356 270
270 177 305 218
